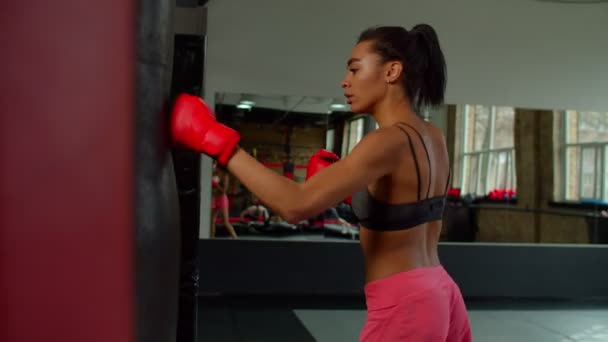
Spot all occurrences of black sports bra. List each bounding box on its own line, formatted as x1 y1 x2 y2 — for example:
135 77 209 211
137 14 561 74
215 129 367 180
351 122 450 231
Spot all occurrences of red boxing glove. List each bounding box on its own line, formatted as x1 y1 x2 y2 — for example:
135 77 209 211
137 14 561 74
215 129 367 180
306 149 340 180
170 93 240 166
306 149 352 205
344 195 352 206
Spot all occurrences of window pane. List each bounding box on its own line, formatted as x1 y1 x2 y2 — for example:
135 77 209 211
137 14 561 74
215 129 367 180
355 119 364 141
461 155 469 191
341 122 350 157
577 112 608 143
347 118 364 154
597 146 604 199
493 107 515 149
472 106 491 151
458 105 516 195
604 147 608 200
486 151 514 192
565 146 580 200
477 153 487 195
512 150 517 190
487 152 498 191
506 151 514 190
581 147 596 198
468 155 479 195
566 111 579 144
463 106 474 153
325 129 335 151
495 152 509 189
453 107 465 186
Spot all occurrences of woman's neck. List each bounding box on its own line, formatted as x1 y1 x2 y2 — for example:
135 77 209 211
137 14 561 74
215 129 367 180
372 93 417 128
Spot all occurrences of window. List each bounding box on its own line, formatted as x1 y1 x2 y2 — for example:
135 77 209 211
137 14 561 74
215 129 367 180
326 128 335 152
558 111 608 202
341 117 365 156
454 105 516 196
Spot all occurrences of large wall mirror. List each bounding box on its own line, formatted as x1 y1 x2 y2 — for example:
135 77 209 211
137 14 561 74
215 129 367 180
198 0 608 246
204 92 608 245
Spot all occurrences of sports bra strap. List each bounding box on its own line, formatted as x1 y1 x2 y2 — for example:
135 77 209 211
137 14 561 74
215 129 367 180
394 125 422 201
396 122 432 199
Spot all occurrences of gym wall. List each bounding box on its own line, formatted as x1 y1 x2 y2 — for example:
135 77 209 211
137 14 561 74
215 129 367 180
192 1 608 299
204 0 608 112
238 122 325 169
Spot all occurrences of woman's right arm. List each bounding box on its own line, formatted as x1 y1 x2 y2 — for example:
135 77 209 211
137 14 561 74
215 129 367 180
226 127 408 223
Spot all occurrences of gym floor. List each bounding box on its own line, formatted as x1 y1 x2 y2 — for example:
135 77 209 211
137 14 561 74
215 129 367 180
198 296 608 341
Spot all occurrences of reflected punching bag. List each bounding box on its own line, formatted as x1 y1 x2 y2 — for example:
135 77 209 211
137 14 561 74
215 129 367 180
135 0 181 342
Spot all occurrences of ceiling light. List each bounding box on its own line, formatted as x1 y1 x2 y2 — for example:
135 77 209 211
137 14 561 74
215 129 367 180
329 103 346 110
240 100 255 106
236 103 252 110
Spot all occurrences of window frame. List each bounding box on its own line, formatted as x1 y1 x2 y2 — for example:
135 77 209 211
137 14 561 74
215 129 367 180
341 116 365 156
457 105 516 196
561 110 608 202
325 128 335 152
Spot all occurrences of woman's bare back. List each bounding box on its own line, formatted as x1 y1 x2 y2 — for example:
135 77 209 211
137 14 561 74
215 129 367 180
359 120 450 283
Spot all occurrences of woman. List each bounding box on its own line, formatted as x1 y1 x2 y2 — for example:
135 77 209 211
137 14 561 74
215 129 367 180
172 24 471 341
211 161 238 239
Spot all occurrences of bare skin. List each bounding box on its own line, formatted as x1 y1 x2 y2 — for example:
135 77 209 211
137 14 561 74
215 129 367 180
226 40 449 283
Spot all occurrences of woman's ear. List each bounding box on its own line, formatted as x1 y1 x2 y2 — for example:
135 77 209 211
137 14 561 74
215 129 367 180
385 61 404 84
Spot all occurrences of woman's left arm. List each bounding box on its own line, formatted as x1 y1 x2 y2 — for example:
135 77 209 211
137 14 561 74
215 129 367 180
226 127 406 223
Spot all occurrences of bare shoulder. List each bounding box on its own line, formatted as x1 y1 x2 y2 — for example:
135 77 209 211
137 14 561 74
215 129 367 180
421 122 447 145
423 123 450 163
346 125 408 163
337 125 409 181
434 126 449 150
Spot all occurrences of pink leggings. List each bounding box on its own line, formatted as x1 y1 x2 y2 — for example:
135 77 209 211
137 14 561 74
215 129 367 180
360 265 472 342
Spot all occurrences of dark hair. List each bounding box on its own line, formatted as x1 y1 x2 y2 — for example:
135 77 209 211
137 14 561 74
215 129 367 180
358 24 447 111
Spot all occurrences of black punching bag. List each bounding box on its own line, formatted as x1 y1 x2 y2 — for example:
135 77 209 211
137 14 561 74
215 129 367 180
171 34 206 342
135 0 181 341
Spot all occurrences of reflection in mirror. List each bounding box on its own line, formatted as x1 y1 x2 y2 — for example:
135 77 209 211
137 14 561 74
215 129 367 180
447 106 608 245
209 91 370 241
205 92 608 245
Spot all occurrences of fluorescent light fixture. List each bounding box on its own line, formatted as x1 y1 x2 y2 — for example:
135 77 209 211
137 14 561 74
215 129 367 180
329 103 346 110
236 103 252 110
239 100 255 106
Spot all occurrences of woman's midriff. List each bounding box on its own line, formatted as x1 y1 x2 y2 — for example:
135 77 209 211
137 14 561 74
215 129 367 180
359 223 442 283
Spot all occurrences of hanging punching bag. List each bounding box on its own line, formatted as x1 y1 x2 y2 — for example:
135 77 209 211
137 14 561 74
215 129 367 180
170 34 206 342
135 0 181 341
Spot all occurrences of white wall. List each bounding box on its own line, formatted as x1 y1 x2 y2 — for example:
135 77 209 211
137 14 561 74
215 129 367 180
205 0 608 112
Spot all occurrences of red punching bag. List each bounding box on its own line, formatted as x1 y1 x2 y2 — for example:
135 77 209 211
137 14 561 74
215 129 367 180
0 1 135 342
